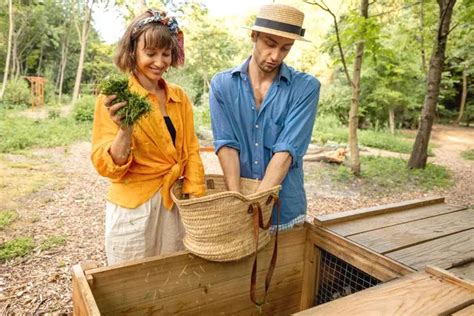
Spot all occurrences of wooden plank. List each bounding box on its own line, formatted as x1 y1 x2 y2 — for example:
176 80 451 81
96 246 305 313
88 228 306 314
328 203 466 237
386 229 474 271
304 223 413 281
426 266 474 291
349 208 474 254
180 274 303 316
449 261 474 282
452 304 474 316
294 268 474 315
299 232 318 310
313 196 445 226
71 264 101 316
101 262 304 315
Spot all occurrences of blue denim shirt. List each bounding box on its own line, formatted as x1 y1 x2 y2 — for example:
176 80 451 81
209 57 320 228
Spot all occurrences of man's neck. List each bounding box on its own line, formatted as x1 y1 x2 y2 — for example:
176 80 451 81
248 57 279 85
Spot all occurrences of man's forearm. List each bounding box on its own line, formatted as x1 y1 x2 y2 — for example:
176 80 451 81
257 152 292 192
217 147 241 192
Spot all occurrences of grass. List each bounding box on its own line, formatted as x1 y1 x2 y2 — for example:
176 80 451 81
461 149 474 160
313 115 433 155
0 237 35 261
0 210 18 230
0 109 91 154
306 156 451 194
360 156 451 190
40 235 67 251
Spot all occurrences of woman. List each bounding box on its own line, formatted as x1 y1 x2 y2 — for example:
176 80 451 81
91 9 205 265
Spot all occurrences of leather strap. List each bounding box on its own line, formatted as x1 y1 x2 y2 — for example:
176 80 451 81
249 195 281 306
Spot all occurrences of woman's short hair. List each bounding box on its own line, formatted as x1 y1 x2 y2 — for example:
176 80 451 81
114 11 181 73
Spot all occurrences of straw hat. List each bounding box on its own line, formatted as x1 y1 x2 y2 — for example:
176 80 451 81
246 4 309 42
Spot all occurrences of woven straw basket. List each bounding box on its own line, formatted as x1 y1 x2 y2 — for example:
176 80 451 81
171 174 281 262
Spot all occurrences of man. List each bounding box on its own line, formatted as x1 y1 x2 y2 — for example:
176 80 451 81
209 4 320 231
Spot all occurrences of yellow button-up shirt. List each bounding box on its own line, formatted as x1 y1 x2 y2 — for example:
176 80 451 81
91 76 205 209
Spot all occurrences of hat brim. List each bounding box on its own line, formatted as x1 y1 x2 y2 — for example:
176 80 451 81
243 26 311 42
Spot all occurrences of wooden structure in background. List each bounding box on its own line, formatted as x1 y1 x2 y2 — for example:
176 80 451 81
24 76 47 109
72 197 474 315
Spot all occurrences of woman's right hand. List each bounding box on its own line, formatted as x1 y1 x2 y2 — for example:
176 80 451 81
104 95 132 133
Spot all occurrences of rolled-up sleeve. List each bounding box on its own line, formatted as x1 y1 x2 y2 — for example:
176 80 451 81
90 95 133 180
209 76 240 154
272 77 321 169
181 92 206 196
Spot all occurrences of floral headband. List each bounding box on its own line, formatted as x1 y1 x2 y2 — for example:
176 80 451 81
132 9 185 65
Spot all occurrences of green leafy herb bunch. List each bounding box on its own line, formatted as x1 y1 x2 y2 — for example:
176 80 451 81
99 75 152 127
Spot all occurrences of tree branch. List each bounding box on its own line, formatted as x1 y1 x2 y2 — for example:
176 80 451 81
305 0 354 87
437 0 457 41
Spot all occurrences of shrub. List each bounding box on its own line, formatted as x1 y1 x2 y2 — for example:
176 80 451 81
73 95 96 122
2 78 31 108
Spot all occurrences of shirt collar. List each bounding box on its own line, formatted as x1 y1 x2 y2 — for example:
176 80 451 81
128 75 181 103
231 56 292 85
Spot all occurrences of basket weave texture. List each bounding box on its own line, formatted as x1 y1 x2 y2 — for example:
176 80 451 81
171 174 281 262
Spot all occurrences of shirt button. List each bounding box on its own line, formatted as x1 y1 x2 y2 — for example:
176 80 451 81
254 161 258 164
255 124 259 129
255 143 259 147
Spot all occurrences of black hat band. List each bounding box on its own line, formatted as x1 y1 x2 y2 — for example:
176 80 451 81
254 17 305 37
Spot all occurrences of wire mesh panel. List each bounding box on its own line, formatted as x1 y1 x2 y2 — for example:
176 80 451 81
315 249 381 305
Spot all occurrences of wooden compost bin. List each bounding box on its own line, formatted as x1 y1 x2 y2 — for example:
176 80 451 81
296 266 474 315
72 196 474 315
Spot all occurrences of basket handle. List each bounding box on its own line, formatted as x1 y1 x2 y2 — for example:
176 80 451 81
249 194 281 307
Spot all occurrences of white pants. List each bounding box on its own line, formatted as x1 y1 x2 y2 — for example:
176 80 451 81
105 190 185 266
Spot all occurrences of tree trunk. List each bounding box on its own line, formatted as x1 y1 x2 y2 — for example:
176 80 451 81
419 0 427 76
408 0 456 169
348 0 369 176
455 63 468 125
36 45 44 75
0 0 13 100
389 107 395 134
57 30 70 103
72 1 94 103
12 33 20 79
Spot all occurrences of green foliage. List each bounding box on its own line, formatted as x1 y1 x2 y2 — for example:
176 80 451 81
1 78 31 108
176 2 249 105
361 156 451 190
99 75 152 127
40 235 66 251
193 93 211 131
0 109 91 154
73 95 96 122
48 109 61 120
0 210 18 230
461 149 474 160
318 83 351 125
0 237 35 261
310 156 451 194
312 115 428 154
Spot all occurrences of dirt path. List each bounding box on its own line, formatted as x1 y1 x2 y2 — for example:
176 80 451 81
1 124 472 313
